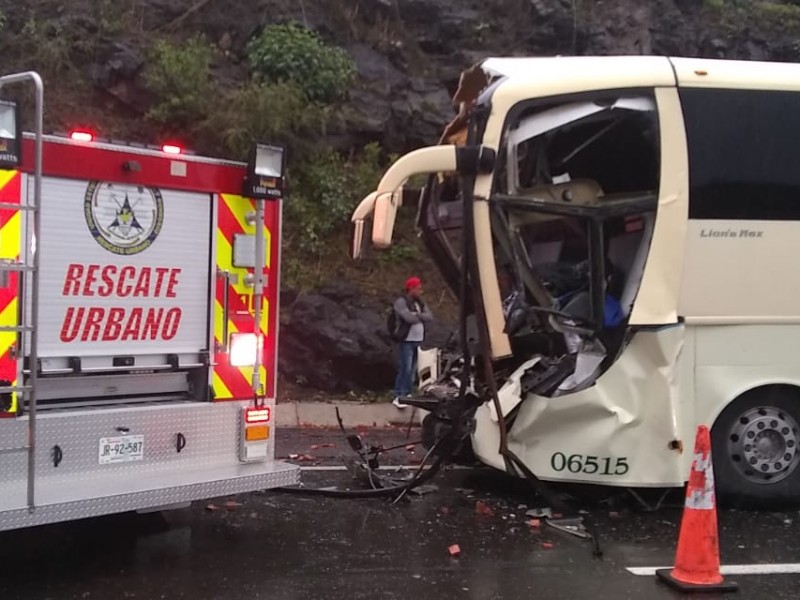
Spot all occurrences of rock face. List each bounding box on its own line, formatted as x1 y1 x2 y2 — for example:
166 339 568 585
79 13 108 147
279 283 454 392
7 0 796 154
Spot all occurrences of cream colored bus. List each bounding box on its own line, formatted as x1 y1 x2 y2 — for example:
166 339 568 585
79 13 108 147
351 56 800 507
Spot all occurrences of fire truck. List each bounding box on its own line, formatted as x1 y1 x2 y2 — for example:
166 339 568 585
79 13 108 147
0 71 299 531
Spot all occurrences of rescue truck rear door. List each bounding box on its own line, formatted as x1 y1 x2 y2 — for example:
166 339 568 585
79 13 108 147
23 176 213 405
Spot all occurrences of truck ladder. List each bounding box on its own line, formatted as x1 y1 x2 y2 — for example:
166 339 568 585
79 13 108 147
0 72 43 513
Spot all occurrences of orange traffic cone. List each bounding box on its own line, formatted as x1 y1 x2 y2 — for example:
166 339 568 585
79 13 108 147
656 425 738 593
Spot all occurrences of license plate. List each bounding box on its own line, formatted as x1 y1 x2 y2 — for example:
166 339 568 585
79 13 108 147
98 435 144 465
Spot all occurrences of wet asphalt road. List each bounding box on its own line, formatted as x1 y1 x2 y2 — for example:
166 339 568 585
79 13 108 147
2 429 800 600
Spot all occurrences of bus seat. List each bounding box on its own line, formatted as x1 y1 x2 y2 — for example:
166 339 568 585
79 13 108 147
517 178 604 206
528 240 563 265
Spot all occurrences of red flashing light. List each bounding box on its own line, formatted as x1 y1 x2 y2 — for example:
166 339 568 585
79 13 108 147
245 407 271 424
162 144 182 155
70 131 94 142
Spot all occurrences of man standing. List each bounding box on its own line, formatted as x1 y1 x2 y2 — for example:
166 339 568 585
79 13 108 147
391 276 433 409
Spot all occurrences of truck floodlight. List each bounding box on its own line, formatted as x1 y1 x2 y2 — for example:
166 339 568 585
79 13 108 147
244 142 285 200
0 99 21 168
230 332 260 367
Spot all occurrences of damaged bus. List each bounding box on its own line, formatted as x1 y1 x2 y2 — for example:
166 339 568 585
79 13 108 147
351 56 800 508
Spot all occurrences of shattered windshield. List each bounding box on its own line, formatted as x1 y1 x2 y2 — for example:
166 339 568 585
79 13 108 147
490 92 660 369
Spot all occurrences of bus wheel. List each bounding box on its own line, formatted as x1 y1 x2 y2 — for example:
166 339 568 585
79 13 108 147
711 387 800 509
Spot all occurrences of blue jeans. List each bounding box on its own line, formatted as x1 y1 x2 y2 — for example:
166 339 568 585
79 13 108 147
394 341 420 397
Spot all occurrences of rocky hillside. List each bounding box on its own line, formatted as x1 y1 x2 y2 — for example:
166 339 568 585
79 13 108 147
1 0 799 398
1 1 799 155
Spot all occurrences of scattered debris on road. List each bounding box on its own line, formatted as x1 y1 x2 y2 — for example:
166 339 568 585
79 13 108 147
475 500 495 517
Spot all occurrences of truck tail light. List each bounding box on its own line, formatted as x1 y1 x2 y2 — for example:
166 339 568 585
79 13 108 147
245 407 271 423
162 144 182 155
240 406 271 462
229 332 260 367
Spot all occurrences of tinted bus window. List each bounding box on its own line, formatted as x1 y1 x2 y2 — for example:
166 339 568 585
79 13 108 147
680 88 800 220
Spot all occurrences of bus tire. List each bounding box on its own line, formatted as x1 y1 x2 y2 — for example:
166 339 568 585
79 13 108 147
421 413 476 465
711 386 800 509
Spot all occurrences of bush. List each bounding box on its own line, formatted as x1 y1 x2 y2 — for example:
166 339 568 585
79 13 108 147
143 36 213 128
17 18 77 79
285 143 385 254
198 81 332 162
247 23 356 104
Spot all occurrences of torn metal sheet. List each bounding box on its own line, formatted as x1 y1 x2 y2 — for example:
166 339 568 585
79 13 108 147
526 507 553 519
546 517 592 540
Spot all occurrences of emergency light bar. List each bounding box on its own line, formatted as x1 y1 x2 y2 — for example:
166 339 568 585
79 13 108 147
69 130 94 142
62 130 192 156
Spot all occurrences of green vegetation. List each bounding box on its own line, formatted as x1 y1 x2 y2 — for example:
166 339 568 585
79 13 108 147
247 23 357 104
704 0 800 35
129 23 380 289
199 81 331 165
143 36 214 128
286 143 385 254
18 18 78 80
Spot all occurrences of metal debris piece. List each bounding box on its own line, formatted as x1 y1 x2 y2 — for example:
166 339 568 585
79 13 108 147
526 507 553 519
475 500 495 516
408 484 438 496
546 516 592 540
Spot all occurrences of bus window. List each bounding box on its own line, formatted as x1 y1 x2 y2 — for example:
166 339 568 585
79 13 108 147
681 88 800 221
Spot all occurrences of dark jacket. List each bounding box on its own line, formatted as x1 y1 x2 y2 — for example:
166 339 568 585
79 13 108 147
392 294 433 341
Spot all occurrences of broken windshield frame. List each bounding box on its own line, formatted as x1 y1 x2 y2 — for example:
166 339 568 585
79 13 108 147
487 90 661 342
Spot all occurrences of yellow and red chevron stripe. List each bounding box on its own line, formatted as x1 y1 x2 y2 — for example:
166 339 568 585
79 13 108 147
0 169 20 417
212 193 277 401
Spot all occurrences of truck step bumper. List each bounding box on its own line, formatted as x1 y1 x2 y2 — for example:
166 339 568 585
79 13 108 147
0 459 299 531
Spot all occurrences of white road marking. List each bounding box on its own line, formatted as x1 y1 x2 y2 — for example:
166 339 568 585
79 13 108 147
627 564 800 576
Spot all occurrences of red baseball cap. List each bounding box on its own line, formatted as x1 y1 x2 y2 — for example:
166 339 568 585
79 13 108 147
405 276 422 290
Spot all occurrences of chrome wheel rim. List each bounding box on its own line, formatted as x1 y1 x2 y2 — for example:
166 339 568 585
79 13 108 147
729 406 800 485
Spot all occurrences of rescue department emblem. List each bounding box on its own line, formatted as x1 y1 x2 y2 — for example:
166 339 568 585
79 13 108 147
84 181 164 255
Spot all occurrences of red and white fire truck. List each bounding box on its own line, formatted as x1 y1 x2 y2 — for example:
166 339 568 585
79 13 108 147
0 71 299 531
